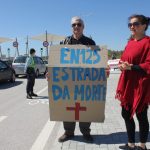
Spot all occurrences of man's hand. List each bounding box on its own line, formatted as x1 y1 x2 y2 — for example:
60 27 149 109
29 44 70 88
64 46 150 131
105 65 110 78
45 72 50 81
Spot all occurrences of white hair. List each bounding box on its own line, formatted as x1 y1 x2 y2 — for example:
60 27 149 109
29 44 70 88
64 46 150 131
71 16 84 26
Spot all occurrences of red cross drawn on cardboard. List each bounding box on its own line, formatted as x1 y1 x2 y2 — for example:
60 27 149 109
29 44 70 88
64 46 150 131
66 102 87 120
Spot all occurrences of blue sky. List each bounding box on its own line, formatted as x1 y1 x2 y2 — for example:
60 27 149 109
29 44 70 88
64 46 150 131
0 0 150 57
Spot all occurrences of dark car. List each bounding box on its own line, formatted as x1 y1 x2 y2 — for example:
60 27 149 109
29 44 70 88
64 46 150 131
2 59 13 67
0 60 16 83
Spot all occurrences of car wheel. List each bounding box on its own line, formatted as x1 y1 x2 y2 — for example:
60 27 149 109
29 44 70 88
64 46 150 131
10 72 16 83
36 70 39 78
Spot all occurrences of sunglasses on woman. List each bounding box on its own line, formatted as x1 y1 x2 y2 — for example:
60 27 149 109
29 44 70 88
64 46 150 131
72 23 82 27
128 22 142 28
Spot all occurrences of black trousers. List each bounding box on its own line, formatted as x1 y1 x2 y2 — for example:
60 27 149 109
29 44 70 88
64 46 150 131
122 106 149 143
26 73 35 94
63 122 91 135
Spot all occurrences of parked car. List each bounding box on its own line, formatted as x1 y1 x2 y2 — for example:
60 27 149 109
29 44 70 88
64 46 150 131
12 56 47 77
43 60 48 73
0 60 16 83
1 59 13 67
43 60 48 66
107 59 120 71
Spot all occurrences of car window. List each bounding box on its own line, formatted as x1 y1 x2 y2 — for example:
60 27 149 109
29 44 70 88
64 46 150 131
33 57 38 64
43 60 48 64
14 56 27 63
0 61 8 69
38 58 44 64
1 60 12 66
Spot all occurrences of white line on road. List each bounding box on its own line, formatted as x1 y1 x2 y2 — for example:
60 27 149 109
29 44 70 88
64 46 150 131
37 86 48 95
30 120 56 150
27 86 49 105
0 116 8 123
27 86 48 101
30 86 53 150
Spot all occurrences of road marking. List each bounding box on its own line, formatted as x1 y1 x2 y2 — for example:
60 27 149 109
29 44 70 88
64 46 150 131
0 116 8 123
37 86 48 95
30 120 56 150
27 86 49 105
28 99 49 105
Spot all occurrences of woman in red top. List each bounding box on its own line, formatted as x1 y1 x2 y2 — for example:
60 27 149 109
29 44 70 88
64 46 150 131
116 15 150 150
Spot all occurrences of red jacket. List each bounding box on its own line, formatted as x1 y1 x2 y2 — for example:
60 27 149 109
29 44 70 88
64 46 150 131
116 36 150 117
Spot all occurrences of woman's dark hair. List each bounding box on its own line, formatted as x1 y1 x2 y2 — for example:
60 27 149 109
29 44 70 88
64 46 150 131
30 48 36 54
128 14 150 31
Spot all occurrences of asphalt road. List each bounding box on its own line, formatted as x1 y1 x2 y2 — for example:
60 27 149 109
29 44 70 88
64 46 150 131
0 72 149 150
0 75 50 150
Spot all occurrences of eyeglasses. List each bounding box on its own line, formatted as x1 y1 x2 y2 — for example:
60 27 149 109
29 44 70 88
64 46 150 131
128 22 141 28
72 23 82 27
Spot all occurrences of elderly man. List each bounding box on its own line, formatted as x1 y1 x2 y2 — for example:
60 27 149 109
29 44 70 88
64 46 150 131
58 16 96 143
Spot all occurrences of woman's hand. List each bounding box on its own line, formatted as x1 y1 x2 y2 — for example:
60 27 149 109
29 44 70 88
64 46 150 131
118 61 133 71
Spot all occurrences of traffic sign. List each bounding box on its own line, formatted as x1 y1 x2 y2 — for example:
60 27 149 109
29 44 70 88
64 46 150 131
43 41 49 47
13 41 18 47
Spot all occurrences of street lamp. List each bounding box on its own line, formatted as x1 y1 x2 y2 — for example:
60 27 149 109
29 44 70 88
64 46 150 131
40 48 43 58
7 48 10 60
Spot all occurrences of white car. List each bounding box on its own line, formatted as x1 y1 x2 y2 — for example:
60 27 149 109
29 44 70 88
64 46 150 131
12 56 47 77
107 59 120 71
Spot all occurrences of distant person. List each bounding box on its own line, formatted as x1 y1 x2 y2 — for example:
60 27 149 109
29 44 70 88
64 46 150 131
116 14 150 150
111 53 116 60
25 48 38 99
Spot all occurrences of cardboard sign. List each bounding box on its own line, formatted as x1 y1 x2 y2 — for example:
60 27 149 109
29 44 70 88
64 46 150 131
48 45 108 122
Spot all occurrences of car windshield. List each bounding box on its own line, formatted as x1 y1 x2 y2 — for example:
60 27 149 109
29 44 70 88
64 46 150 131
43 60 48 64
14 56 27 63
0 61 7 69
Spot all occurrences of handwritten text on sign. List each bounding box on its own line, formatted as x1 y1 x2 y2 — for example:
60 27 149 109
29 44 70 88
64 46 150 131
51 67 106 101
60 48 101 64
48 45 107 68
48 45 107 122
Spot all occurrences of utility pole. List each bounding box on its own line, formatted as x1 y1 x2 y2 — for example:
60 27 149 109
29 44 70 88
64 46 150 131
43 30 49 60
46 30 48 60
26 36 29 56
16 38 19 56
13 38 19 56
0 46 2 59
40 48 43 58
7 48 10 60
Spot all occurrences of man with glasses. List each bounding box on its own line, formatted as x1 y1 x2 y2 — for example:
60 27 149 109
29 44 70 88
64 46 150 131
58 16 96 143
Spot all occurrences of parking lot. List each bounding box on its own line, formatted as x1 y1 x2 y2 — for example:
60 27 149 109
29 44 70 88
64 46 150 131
0 72 150 150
